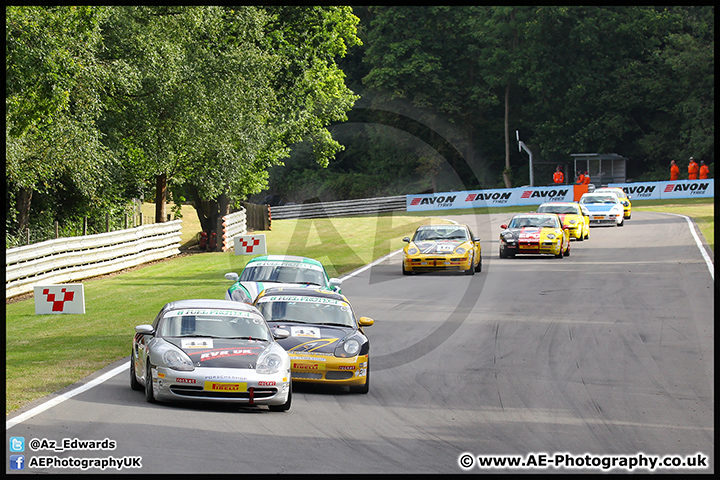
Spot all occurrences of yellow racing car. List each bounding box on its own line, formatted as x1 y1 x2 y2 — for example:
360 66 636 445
536 201 590 241
402 224 482 275
499 213 570 258
254 287 373 393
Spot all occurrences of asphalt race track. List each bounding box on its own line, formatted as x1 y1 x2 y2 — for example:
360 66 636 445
6 211 714 474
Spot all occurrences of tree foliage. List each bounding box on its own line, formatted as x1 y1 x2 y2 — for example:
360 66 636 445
266 5 712 202
6 6 714 243
6 6 117 236
6 5 361 241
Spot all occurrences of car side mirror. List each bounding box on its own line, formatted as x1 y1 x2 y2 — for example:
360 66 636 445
500 224 508 229
135 325 154 335
225 272 239 282
358 317 374 327
402 237 411 243
472 236 480 242
272 328 290 340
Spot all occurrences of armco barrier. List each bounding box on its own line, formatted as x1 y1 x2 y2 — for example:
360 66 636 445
219 208 247 252
5 220 182 299
270 195 407 220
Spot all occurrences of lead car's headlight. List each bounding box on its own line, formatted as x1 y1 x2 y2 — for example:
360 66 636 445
163 349 194 371
256 344 285 375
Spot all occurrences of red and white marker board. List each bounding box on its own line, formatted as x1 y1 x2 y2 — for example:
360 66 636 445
234 234 267 256
34 284 86 314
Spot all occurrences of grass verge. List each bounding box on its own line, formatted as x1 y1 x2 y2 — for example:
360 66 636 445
5 199 713 414
5 212 445 413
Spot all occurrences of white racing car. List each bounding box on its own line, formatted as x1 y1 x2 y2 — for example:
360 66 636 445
131 299 292 411
579 192 625 227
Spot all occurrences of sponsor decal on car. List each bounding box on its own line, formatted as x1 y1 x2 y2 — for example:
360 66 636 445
204 375 247 381
167 309 257 318
518 229 541 241
292 362 326 371
176 378 196 384
289 355 327 361
257 295 348 307
247 261 323 271
204 381 247 392
191 348 262 361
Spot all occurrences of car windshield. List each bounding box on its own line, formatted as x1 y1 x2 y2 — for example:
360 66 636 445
537 205 578 214
159 309 270 340
255 295 355 328
413 227 468 241
509 216 559 228
597 189 625 198
240 263 325 286
581 195 617 204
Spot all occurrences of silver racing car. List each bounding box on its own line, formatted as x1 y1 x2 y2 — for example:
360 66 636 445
130 299 292 411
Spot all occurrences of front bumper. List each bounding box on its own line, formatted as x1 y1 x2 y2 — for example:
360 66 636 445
503 241 560 256
588 214 621 226
289 353 369 386
150 366 291 406
403 255 472 272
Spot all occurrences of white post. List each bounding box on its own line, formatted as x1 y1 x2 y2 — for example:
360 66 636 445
517 131 534 187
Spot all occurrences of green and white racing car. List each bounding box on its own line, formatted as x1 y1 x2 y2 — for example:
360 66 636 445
224 255 342 303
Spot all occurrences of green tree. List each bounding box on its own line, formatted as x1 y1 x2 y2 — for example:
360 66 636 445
360 6 532 189
516 6 713 178
100 6 361 233
100 6 220 225
354 5 713 187
633 6 714 173
6 6 116 237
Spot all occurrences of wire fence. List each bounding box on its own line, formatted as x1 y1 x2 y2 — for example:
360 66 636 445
5 210 174 250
